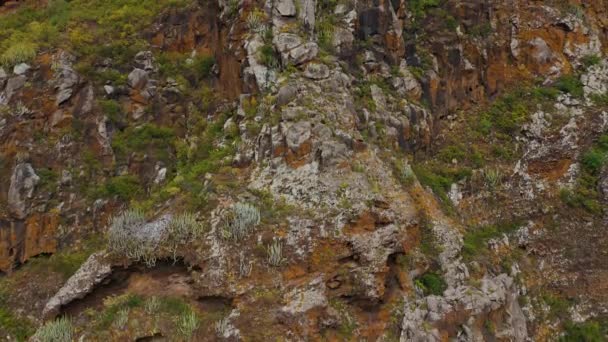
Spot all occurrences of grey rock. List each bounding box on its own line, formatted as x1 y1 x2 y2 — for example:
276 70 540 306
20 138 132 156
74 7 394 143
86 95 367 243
529 37 554 64
274 33 303 53
289 43 319 65
316 140 348 167
281 276 327 314
276 84 298 106
296 0 315 32
286 121 312 151
8 162 40 219
332 27 355 54
53 51 79 105
127 68 149 89
103 85 115 96
1 75 26 105
42 252 114 318
134 51 155 71
0 67 6 80
303 63 330 80
276 0 296 17
13 63 30 75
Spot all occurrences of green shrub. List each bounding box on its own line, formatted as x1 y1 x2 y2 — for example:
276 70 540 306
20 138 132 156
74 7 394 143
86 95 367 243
192 54 216 80
0 41 37 66
0 308 35 341
462 222 520 259
581 55 602 69
258 44 278 68
99 99 124 125
560 321 606 342
111 124 175 162
103 175 142 201
415 272 447 296
222 203 261 241
581 149 605 174
555 75 584 98
407 0 440 19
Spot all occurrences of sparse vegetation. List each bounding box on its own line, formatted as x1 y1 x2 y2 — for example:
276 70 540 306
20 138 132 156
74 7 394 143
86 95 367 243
221 203 261 241
560 133 608 214
560 320 606 342
31 316 73 342
462 221 520 260
415 272 447 296
177 309 200 338
267 238 284 267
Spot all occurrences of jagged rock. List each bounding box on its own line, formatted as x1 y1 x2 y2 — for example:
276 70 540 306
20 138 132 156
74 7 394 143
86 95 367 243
296 0 315 31
286 121 312 151
332 27 355 55
103 85 115 96
53 52 79 105
127 68 149 89
0 75 26 105
401 274 528 342
42 251 114 318
281 276 327 314
274 33 303 54
8 162 40 219
134 50 155 71
316 140 348 168
276 84 297 107
303 63 330 80
13 63 30 75
276 0 296 17
288 42 319 65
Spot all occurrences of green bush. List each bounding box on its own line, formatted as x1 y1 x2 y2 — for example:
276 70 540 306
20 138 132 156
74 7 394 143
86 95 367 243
560 321 606 342
192 54 216 79
0 308 34 341
103 175 142 201
99 99 124 125
415 272 447 296
111 124 175 162
581 149 606 174
462 222 520 259
555 75 584 98
0 41 37 66
407 0 440 19
581 55 602 69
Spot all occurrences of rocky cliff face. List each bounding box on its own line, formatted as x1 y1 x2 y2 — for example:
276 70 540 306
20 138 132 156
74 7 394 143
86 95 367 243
0 0 607 340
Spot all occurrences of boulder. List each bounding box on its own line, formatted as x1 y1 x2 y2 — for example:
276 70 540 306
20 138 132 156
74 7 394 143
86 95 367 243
276 0 296 17
134 51 155 71
8 162 40 219
54 53 80 105
42 251 114 318
276 84 298 107
0 75 26 105
286 121 312 151
13 63 30 75
127 68 149 89
289 42 319 65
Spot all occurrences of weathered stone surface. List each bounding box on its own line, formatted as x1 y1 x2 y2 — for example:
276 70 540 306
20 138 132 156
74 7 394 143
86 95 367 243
276 0 296 17
127 68 149 89
42 251 114 318
13 63 30 75
0 75 26 104
288 43 319 65
286 121 312 151
303 63 330 80
276 84 297 107
8 162 40 219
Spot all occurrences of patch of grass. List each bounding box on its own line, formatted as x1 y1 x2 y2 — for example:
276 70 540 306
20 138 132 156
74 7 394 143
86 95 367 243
98 293 144 330
462 221 520 260
0 308 35 342
581 55 602 69
99 99 125 126
412 163 471 212
37 168 59 193
561 133 608 214
111 123 175 163
555 74 584 98
98 174 143 202
415 272 447 296
407 0 441 19
560 320 606 342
